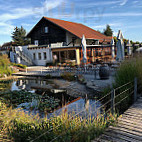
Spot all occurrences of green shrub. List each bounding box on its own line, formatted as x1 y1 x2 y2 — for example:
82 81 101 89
0 55 13 77
61 72 76 81
11 63 27 69
46 74 52 79
46 62 56 67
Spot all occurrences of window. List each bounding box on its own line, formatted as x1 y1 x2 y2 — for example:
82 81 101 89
38 53 41 60
43 52 47 60
33 53 36 60
34 40 38 45
45 27 48 33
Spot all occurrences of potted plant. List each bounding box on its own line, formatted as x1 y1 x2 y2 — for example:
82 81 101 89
99 64 110 80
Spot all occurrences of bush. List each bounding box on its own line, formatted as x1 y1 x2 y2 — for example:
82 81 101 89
11 63 27 69
46 74 52 79
46 62 56 67
61 72 76 81
0 55 13 77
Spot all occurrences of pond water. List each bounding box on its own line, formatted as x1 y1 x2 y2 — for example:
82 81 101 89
0 78 102 118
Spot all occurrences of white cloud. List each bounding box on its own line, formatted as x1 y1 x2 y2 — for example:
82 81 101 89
120 0 128 6
0 0 64 37
82 12 142 19
44 0 64 11
0 22 14 35
132 1 139 4
80 0 128 7
0 0 64 22
92 22 122 30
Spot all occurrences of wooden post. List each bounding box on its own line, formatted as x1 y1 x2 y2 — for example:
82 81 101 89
111 89 115 114
59 51 61 63
134 77 137 102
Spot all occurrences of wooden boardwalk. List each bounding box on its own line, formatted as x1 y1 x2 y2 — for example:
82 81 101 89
93 97 142 142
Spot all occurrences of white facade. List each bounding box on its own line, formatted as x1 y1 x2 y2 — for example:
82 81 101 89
28 47 52 66
10 46 52 66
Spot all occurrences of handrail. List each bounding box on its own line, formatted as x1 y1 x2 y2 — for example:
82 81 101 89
115 86 134 99
115 81 133 91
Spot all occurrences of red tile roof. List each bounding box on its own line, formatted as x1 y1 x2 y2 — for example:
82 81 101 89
27 16 112 42
43 17 111 41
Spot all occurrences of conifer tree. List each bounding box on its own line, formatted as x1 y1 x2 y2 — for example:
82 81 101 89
12 26 30 46
103 25 113 36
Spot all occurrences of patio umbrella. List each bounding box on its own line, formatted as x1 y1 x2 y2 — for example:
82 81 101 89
127 40 132 55
82 35 87 64
116 30 125 61
111 38 115 59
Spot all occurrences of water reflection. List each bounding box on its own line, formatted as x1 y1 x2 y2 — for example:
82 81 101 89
12 79 56 92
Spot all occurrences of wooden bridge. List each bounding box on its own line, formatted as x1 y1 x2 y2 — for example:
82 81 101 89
94 97 142 142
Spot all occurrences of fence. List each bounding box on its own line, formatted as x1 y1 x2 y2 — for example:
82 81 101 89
25 65 118 78
0 78 140 142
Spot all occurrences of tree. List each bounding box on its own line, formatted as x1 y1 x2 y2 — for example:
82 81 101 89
97 30 102 33
103 25 113 36
12 26 30 46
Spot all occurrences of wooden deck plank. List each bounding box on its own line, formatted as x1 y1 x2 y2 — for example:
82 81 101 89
120 116 142 122
122 114 142 120
107 128 142 141
104 131 141 142
118 121 142 129
93 97 142 142
125 109 142 115
100 134 126 142
117 124 142 133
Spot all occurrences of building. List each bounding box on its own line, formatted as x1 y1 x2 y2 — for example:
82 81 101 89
11 17 114 66
0 42 16 55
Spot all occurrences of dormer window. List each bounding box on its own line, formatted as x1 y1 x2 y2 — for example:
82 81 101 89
45 27 48 33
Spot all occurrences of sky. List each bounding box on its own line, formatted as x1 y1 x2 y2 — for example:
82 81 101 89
0 0 142 45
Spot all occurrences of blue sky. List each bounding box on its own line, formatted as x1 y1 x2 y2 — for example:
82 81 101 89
0 0 142 45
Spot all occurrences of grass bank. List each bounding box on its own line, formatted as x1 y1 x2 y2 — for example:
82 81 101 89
0 55 13 77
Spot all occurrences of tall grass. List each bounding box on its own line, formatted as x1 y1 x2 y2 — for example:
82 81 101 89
101 56 142 114
114 56 142 86
0 100 118 142
0 55 13 77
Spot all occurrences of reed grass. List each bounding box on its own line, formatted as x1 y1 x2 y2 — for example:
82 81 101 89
0 100 118 142
101 56 142 114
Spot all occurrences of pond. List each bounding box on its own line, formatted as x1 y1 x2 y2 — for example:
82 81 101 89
0 78 102 118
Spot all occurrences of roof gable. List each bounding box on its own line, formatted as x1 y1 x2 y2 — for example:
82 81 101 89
27 16 111 41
